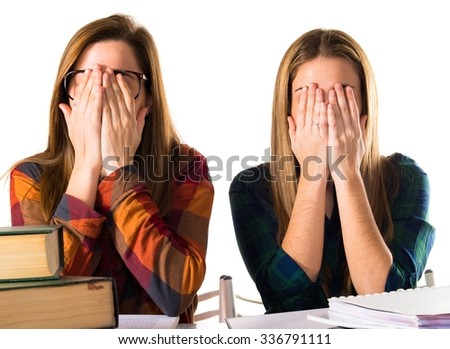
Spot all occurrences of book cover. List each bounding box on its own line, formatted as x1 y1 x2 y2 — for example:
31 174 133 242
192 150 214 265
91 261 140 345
0 225 64 282
0 275 118 328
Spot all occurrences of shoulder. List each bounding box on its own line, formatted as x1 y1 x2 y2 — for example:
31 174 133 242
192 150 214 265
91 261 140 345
386 153 428 182
11 161 42 183
384 153 431 201
173 143 206 159
171 143 211 182
230 163 271 198
231 162 269 185
229 163 275 221
171 144 207 165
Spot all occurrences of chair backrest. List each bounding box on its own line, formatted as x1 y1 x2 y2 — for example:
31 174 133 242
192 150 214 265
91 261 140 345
219 275 236 322
424 269 435 287
194 275 237 323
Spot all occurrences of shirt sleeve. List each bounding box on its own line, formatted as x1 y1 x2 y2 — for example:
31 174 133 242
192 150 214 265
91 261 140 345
95 156 214 317
385 157 435 291
10 162 107 275
10 163 44 225
10 155 214 317
229 166 327 313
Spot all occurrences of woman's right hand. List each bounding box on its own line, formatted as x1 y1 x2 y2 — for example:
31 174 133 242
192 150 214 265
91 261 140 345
58 65 104 208
287 83 329 181
59 65 103 173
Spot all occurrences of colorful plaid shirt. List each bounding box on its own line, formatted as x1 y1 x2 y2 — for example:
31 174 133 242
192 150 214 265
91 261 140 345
10 144 214 323
229 153 435 313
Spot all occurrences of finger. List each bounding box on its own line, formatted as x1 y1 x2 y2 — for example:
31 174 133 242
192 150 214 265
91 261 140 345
80 66 100 113
108 70 127 110
103 70 117 123
312 88 324 126
76 67 99 121
296 86 308 129
101 72 116 137
104 69 126 123
70 69 92 104
334 83 352 131
345 86 360 129
93 84 104 123
116 73 134 106
328 89 344 135
115 73 136 124
319 101 328 139
109 70 123 99
106 71 134 127
102 76 113 126
305 83 317 127
327 103 337 144
105 70 132 129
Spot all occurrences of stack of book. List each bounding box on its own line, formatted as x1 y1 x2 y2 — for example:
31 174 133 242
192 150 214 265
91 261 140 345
0 225 118 328
307 286 450 328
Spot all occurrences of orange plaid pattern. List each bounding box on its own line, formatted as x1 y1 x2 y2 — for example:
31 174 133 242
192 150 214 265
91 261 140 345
10 145 214 323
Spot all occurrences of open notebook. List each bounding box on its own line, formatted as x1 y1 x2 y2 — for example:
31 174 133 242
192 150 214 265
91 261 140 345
118 315 179 329
308 286 450 328
226 308 333 329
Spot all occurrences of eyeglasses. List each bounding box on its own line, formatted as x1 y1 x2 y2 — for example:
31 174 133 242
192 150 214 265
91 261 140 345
63 69 149 100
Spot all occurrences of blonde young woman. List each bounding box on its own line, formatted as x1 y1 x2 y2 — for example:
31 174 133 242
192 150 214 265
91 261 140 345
229 29 434 313
10 14 214 323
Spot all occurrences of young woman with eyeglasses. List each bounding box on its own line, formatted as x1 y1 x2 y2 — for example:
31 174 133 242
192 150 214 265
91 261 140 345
9 14 214 323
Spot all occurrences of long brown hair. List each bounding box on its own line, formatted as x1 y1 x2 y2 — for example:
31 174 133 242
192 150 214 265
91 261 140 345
269 28 398 296
18 14 180 221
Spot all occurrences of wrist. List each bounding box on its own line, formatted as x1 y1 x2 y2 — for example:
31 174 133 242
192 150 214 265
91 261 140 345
332 170 364 191
101 158 135 176
72 162 101 177
299 161 328 183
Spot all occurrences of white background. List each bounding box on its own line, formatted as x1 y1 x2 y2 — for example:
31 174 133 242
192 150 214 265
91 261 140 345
0 0 448 315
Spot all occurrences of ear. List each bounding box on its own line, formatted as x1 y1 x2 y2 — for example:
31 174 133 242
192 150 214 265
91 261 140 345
59 103 72 119
146 96 153 115
360 114 368 140
145 106 152 117
136 107 148 138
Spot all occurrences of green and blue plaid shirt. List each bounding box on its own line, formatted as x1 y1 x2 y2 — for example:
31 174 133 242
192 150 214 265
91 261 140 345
229 153 435 313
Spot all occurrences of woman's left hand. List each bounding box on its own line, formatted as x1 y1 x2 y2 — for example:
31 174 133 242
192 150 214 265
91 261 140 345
327 83 367 181
100 68 148 175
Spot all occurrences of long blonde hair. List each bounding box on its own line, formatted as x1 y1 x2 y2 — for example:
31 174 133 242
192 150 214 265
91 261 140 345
270 28 398 295
19 14 180 221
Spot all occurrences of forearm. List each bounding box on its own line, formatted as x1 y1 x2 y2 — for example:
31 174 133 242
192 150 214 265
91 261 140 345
335 173 392 294
52 193 105 275
66 164 100 208
230 166 329 312
282 177 327 282
10 165 105 274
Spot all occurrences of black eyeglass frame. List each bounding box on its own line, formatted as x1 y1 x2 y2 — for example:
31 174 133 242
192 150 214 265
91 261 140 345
63 69 149 100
